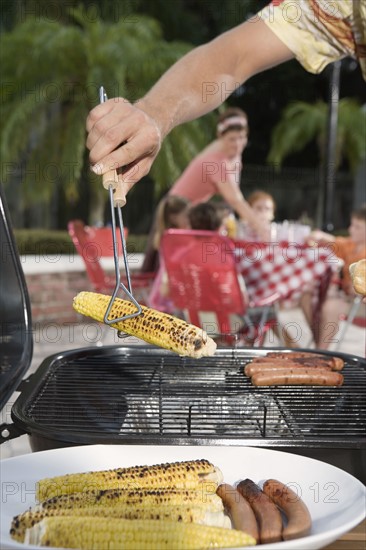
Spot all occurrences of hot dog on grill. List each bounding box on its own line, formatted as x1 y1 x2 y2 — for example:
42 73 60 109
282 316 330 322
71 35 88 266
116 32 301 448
216 483 259 543
236 479 282 544
250 357 332 369
251 369 344 386
244 363 333 378
263 479 312 540
263 352 344 371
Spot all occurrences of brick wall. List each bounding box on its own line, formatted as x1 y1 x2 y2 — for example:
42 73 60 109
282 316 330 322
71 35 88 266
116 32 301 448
25 271 91 324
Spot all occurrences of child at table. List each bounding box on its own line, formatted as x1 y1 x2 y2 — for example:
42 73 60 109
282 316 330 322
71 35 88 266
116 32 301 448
188 202 224 232
238 191 276 240
248 191 276 223
307 205 366 349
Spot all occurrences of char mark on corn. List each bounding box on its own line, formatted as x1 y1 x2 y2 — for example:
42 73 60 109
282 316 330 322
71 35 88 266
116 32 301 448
37 487 224 514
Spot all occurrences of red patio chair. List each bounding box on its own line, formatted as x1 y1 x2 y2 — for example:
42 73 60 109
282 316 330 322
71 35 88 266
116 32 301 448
68 220 154 298
160 229 281 346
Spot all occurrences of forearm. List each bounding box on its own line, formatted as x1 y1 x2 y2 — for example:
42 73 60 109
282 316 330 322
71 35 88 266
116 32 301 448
232 198 263 232
237 201 270 241
138 44 237 138
86 18 293 190
308 230 336 245
138 18 293 138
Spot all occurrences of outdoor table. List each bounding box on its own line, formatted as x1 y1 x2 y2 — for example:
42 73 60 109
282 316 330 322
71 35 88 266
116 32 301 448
234 240 340 344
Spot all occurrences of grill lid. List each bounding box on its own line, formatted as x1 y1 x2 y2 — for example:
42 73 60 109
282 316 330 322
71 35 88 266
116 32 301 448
0 184 33 410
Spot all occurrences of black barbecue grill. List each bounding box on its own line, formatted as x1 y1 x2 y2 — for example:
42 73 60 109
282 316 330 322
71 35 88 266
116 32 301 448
1 184 365 483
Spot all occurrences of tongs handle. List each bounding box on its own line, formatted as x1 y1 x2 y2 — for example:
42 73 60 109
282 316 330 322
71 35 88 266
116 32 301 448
99 86 127 208
102 171 127 208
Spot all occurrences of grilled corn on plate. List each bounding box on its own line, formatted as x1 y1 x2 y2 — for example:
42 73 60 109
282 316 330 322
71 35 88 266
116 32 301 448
73 291 217 358
35 488 223 514
25 517 255 549
11 458 255 549
11 504 230 543
37 458 223 501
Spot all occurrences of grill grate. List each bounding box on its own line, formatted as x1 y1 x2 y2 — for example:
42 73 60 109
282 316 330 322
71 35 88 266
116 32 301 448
15 347 366 445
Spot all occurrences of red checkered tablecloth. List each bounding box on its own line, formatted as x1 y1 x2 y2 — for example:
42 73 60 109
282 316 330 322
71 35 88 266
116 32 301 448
235 241 340 339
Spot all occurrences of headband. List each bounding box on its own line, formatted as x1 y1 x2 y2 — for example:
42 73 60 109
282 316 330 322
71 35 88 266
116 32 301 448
217 116 248 134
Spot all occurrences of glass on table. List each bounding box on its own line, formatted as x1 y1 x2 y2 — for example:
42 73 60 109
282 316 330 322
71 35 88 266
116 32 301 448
272 221 311 244
270 222 278 242
293 223 311 245
236 221 259 241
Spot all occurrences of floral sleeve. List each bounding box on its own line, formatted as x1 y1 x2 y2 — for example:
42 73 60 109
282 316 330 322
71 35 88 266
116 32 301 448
258 0 366 79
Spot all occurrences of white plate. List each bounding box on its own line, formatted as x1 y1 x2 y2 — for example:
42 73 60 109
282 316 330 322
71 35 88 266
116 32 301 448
1 445 365 550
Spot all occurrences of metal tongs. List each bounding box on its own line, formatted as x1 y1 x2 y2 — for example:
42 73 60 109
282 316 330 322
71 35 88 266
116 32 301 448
99 86 142 329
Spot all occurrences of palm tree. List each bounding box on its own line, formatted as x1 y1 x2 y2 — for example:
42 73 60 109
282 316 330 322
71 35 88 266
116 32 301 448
267 98 366 226
0 7 214 225
267 98 366 171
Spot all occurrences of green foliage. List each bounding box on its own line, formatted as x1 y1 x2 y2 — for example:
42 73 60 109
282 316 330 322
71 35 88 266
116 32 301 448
14 228 147 254
337 99 366 171
14 229 74 255
267 98 366 171
126 234 148 254
0 7 213 223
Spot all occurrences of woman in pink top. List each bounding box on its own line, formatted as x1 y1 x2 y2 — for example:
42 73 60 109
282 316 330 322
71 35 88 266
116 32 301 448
169 108 268 238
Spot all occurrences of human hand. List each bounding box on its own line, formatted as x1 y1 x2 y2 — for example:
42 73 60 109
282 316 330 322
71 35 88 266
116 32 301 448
86 98 162 194
306 230 321 246
306 229 335 247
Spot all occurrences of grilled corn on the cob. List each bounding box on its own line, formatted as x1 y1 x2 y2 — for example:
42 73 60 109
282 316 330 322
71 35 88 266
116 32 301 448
37 459 223 501
25 517 256 549
36 487 223 513
11 504 230 543
73 291 217 358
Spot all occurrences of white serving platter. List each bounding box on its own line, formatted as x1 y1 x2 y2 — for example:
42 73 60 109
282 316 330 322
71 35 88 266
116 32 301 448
1 445 365 549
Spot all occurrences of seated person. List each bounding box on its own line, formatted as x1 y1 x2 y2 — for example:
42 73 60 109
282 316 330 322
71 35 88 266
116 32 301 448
238 190 276 239
248 190 276 222
188 202 223 231
307 205 366 349
141 195 190 273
